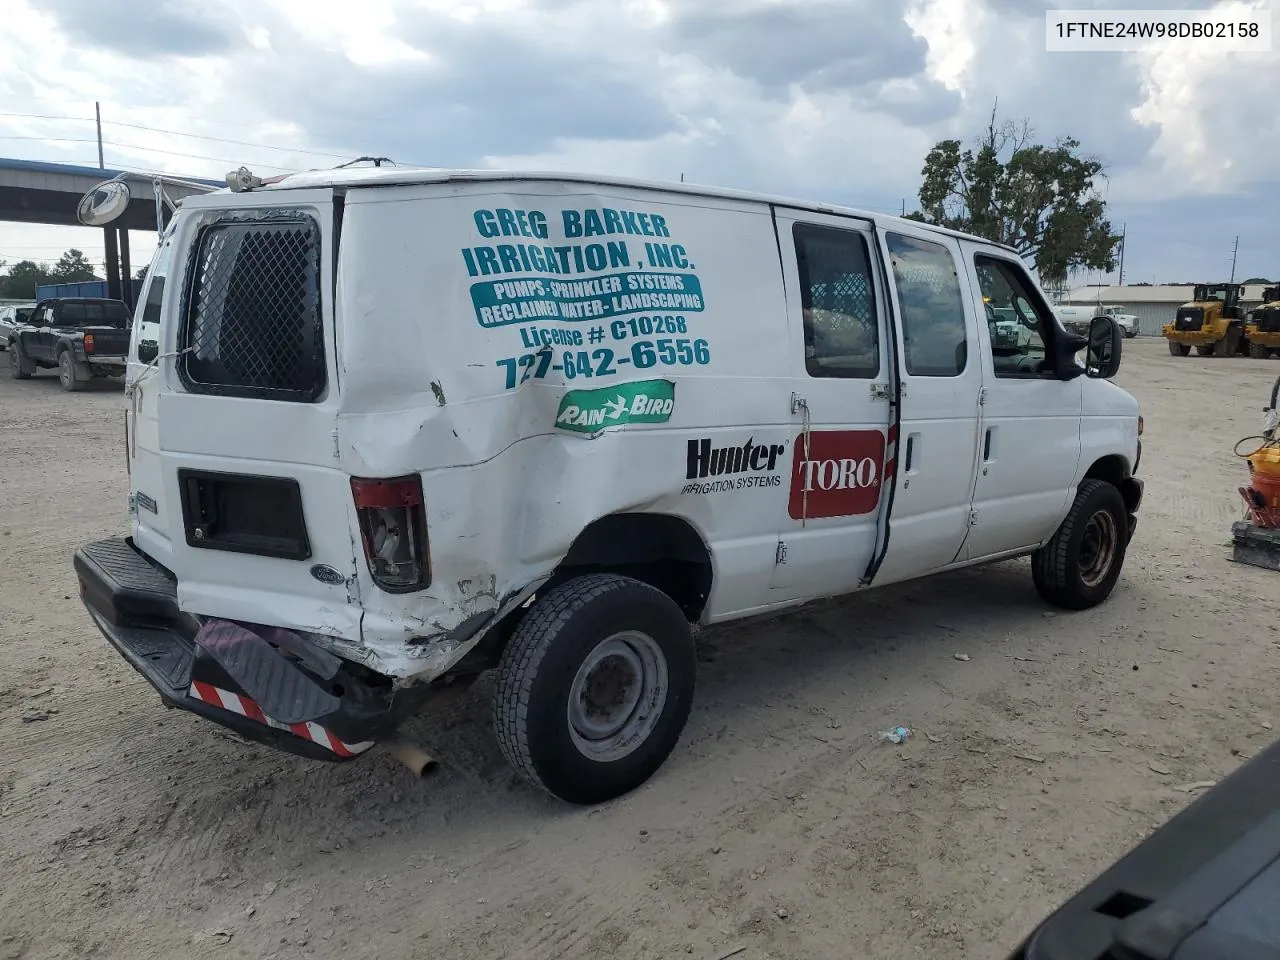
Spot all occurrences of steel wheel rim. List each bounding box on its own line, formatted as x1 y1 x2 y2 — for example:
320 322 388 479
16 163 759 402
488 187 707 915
1078 509 1119 588
567 631 669 763
59 352 73 387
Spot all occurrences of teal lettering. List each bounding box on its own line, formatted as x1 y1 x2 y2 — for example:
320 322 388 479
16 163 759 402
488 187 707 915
583 209 605 237
604 208 625 234
498 245 521 272
608 241 630 268
474 210 499 238
585 245 606 271
475 247 500 275
497 208 518 236
621 211 641 233
562 210 583 238
527 245 548 272
462 248 479 277
650 214 670 238
637 213 654 236
527 211 548 239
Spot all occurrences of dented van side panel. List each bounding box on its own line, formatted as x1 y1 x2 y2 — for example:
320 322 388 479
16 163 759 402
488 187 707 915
332 183 811 676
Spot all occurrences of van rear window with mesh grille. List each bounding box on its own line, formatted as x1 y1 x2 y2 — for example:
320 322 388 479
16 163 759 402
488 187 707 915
179 215 325 402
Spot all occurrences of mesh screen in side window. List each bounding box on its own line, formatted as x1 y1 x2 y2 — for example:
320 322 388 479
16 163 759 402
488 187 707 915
886 233 968 377
793 223 879 379
180 217 324 401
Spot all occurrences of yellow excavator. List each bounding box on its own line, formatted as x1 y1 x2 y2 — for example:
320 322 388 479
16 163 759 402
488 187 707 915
1163 283 1250 357
1245 285 1280 359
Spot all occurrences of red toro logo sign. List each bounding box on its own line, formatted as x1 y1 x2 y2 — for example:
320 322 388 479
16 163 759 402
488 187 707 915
788 430 885 520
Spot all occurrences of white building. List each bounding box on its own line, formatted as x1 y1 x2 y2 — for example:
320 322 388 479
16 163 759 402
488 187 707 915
1061 284 1271 337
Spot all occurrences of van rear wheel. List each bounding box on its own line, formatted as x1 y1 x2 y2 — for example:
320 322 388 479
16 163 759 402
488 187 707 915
1032 479 1128 610
493 574 695 804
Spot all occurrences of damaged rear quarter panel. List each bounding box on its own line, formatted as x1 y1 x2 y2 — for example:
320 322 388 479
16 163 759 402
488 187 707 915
331 182 796 679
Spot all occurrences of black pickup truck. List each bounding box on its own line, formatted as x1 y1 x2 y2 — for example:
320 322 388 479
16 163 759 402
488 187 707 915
7 297 132 391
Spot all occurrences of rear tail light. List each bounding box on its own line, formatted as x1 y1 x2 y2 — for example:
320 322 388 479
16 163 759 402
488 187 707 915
84 333 95 353
350 475 430 593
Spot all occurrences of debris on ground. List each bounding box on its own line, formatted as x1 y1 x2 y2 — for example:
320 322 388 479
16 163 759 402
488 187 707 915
1148 760 1172 776
879 727 911 745
953 653 971 662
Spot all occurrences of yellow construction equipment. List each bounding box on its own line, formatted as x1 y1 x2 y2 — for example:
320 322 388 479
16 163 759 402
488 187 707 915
1245 285 1280 359
1163 283 1250 357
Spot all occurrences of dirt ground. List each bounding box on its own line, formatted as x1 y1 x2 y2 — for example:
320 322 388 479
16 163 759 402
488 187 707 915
2 337 1279 960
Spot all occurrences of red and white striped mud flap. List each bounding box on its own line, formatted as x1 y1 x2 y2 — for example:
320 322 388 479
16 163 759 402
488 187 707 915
187 680 375 758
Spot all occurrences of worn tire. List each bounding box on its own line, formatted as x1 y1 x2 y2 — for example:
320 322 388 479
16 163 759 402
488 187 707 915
9 341 34 379
1196 344 1215 356
1168 341 1190 356
1249 342 1270 359
57 349 86 392
493 574 695 805
1032 479 1129 611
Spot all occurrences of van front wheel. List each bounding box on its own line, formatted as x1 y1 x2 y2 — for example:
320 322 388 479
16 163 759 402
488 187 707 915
493 574 696 804
1032 479 1128 610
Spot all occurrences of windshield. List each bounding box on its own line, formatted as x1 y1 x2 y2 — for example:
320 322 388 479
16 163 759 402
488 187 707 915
15 307 32 323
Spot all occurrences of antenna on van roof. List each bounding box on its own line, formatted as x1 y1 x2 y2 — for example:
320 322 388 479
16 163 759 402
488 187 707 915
335 156 395 169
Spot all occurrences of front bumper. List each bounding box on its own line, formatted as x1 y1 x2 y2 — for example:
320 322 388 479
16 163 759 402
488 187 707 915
73 537 411 761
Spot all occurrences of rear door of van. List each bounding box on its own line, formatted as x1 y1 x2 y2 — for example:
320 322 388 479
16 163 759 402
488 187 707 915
768 209 893 599
124 188 365 640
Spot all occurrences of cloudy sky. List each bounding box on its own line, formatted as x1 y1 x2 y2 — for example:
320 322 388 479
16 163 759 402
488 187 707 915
1 0 1276 287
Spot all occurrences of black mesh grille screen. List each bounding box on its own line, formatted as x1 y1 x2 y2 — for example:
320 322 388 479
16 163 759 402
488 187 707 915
181 217 324 401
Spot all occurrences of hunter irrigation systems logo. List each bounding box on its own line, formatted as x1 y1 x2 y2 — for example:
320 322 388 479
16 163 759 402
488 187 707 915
682 436 787 495
555 379 675 434
788 430 885 519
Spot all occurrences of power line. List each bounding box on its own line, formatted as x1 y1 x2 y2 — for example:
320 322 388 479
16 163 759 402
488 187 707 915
0 134 308 171
103 120 352 160
0 109 355 161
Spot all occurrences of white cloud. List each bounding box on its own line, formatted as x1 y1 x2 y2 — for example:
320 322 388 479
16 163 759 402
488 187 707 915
0 0 1274 283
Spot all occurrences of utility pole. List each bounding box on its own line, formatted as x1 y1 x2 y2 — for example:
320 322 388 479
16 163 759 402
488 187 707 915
1117 223 1126 286
1229 235 1239 284
95 101 104 168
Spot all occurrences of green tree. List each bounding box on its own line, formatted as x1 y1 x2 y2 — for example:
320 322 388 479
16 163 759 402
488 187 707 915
50 248 98 283
909 103 1120 286
0 260 54 299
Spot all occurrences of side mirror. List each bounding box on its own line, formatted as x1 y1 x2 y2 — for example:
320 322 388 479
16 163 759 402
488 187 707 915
1086 316 1122 378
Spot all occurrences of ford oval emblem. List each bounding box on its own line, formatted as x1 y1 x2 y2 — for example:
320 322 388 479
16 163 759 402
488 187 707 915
310 564 346 585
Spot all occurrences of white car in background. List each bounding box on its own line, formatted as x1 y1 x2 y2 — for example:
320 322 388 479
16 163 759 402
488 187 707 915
0 303 36 349
1056 304 1139 338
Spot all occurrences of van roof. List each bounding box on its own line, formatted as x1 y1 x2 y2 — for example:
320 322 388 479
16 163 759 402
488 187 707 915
250 166 1021 255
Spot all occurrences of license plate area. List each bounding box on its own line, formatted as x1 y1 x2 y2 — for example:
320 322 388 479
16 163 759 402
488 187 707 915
177 469 311 560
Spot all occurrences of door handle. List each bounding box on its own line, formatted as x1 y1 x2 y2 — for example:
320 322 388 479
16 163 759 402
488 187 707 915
904 435 914 473
983 427 994 462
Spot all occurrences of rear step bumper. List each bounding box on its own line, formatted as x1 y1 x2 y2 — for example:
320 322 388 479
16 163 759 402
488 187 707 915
73 537 404 762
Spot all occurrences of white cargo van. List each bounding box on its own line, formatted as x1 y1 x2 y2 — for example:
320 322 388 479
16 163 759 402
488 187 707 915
74 168 1143 804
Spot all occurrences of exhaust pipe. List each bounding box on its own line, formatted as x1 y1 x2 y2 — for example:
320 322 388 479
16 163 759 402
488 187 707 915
385 740 440 778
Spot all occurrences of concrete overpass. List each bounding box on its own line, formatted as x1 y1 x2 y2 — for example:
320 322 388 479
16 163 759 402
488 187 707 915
0 157 222 304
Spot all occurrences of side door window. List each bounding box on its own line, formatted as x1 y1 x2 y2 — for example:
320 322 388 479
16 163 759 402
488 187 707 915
974 256 1052 377
793 223 879 380
886 233 968 377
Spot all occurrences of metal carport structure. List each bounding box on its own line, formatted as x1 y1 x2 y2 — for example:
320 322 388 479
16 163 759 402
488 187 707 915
0 157 222 305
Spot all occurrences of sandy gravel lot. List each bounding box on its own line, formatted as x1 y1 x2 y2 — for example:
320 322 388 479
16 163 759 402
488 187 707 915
2 337 1278 960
